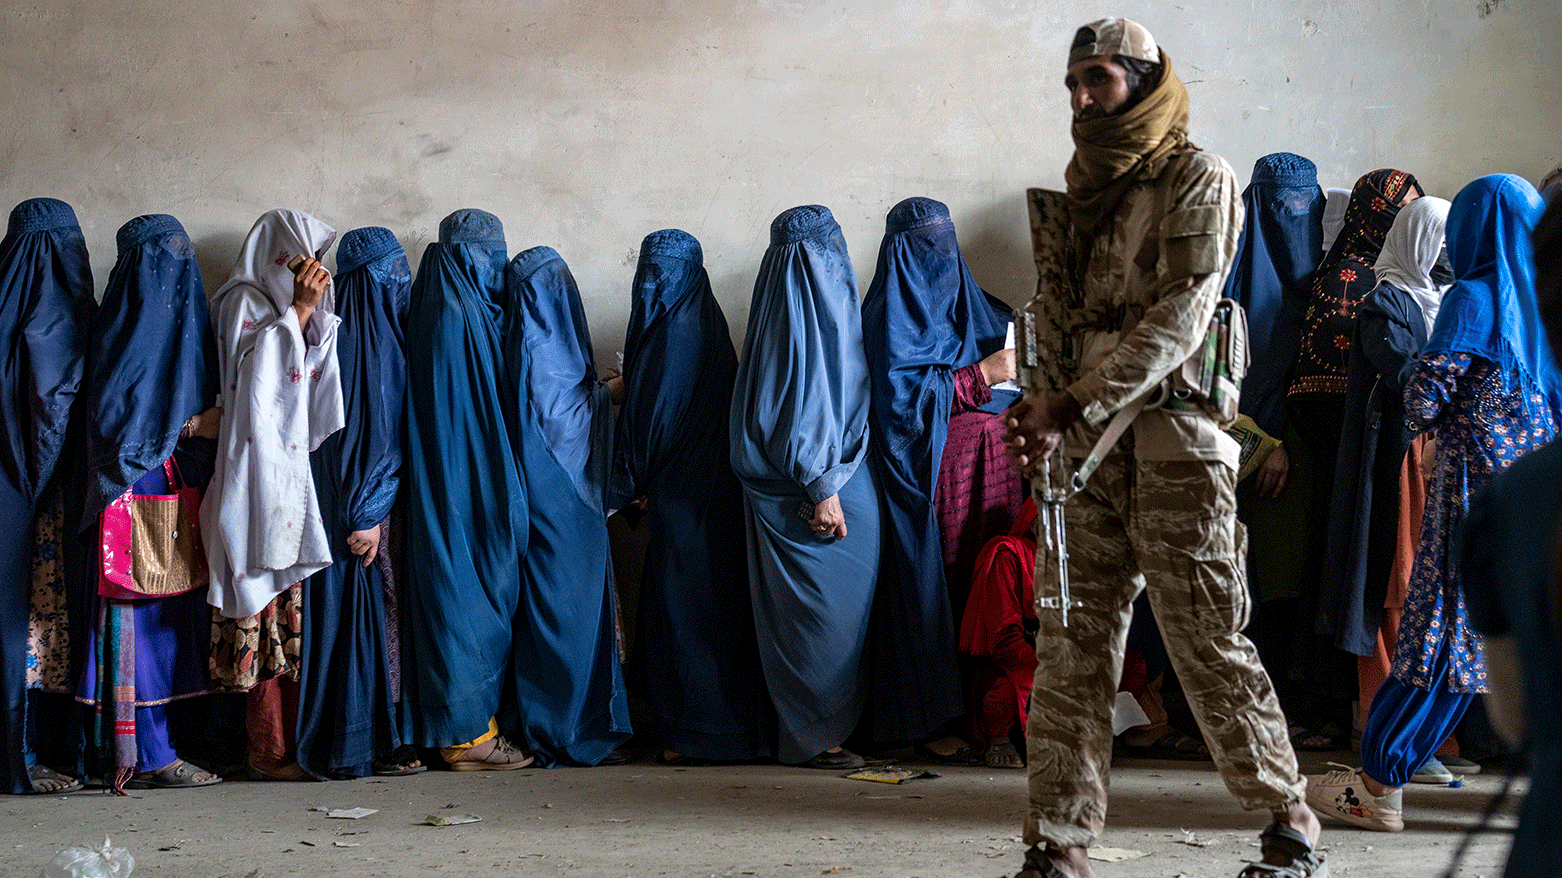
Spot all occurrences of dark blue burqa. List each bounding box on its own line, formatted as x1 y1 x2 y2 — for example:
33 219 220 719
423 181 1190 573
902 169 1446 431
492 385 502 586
730 205 881 764
401 210 528 747
608 229 773 761
299 227 409 778
503 246 630 766
80 215 218 528
0 198 94 793
1222 153 1324 438
861 197 1009 742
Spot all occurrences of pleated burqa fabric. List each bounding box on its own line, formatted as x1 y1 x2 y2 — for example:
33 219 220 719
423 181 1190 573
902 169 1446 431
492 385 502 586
860 197 1008 742
609 229 773 761
298 227 410 778
503 246 630 766
400 209 528 748
730 205 882 764
0 198 94 793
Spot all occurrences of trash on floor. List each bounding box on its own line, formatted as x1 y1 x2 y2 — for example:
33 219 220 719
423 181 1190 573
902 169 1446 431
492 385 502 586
320 808 377 820
423 814 483 826
39 837 134 878
1087 847 1149 862
842 767 939 784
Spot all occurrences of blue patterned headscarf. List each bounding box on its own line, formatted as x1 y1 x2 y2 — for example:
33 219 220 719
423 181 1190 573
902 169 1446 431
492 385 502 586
1425 174 1561 416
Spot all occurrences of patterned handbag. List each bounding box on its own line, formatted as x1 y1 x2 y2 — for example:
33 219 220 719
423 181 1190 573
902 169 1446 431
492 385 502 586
98 459 208 599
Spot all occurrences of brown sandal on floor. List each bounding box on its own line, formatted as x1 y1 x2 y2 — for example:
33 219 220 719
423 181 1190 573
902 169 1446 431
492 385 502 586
448 736 534 771
124 759 222 789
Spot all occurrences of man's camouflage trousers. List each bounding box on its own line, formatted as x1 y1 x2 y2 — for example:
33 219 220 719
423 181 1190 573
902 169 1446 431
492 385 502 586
1023 453 1305 848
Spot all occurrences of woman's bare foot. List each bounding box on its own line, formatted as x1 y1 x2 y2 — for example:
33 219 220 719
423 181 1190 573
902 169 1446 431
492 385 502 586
26 763 82 794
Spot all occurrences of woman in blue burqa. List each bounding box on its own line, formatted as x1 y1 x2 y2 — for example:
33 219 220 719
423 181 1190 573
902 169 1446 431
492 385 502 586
731 205 882 770
298 227 422 779
401 209 533 770
860 197 1012 762
76 214 223 792
609 229 773 764
0 198 94 794
1217 153 1326 735
503 245 632 767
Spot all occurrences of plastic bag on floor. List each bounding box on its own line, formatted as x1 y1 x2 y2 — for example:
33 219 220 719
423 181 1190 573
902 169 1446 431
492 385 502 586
39 838 134 878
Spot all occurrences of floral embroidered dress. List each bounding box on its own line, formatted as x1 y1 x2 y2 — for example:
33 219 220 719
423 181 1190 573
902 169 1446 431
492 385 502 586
1393 354 1556 691
1392 175 1561 693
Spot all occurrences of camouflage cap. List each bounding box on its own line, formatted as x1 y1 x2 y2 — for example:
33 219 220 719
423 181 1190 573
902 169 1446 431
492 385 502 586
1069 18 1158 66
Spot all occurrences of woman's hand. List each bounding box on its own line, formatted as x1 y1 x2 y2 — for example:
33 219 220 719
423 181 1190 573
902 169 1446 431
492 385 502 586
1254 443 1289 498
347 525 381 568
604 371 626 405
979 348 1017 386
1419 436 1438 485
181 406 223 440
291 257 331 333
808 494 848 541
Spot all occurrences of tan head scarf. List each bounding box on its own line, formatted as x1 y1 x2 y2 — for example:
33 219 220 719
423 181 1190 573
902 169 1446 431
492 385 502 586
1064 48 1191 236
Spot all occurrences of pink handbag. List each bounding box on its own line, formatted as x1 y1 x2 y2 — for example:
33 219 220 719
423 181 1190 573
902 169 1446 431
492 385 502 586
98 459 208 599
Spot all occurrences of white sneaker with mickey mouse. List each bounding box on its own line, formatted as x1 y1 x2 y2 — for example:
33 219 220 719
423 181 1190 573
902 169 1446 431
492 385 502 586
1305 763 1404 832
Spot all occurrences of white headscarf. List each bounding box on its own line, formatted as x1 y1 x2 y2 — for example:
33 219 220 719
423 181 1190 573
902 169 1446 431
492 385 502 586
1320 187 1351 256
203 209 345 619
1371 196 1452 336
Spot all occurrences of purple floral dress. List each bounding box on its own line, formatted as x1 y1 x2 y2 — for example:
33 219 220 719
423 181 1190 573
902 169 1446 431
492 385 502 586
1393 352 1558 691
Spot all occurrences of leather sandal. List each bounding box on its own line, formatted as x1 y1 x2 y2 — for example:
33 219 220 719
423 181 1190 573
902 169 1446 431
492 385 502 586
448 736 534 771
124 759 222 789
1237 822 1328 878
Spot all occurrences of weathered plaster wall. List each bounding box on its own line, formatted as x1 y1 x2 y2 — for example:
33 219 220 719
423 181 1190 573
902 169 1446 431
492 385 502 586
3 0 1558 353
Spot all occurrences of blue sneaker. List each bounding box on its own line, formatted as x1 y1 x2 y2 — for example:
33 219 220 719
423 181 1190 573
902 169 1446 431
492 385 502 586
1410 756 1454 784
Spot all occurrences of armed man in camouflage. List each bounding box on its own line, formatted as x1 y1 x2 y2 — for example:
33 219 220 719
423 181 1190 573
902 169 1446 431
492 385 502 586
1002 18 1325 878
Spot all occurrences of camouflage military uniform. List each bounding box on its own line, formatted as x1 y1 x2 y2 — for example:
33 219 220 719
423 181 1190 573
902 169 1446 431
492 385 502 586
1023 145 1306 849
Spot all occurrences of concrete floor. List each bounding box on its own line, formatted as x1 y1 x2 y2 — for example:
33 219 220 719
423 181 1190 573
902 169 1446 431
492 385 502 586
1 750 1518 878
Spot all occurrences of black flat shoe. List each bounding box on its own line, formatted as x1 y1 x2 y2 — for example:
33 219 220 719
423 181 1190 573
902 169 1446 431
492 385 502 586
800 748 866 770
596 746 635 766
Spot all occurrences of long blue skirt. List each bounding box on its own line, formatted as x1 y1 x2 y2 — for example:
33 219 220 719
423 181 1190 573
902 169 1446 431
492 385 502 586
744 464 881 764
511 441 631 767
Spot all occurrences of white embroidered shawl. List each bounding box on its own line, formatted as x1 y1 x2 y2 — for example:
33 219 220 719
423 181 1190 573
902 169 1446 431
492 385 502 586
203 209 345 619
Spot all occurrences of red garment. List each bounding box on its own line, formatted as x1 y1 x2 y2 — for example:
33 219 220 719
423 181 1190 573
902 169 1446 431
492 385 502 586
247 675 301 775
935 363 1025 616
959 498 1040 742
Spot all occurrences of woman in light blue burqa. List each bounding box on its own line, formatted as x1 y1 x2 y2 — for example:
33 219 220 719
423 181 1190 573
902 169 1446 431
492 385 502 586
503 246 631 767
731 205 881 769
